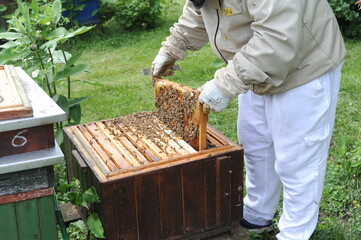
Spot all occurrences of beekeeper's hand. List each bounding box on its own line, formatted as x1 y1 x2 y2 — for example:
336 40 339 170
152 53 175 77
198 80 232 114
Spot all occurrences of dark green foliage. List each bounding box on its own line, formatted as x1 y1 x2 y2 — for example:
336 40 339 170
99 0 173 30
328 0 361 38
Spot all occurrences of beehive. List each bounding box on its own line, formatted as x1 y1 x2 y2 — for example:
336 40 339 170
63 113 244 240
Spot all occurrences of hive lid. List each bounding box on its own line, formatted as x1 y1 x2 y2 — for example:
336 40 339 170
0 67 66 132
0 65 33 121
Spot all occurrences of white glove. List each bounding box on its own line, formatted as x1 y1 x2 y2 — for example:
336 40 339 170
198 80 232 113
151 53 175 77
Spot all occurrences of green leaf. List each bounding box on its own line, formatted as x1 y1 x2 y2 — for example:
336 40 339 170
52 0 62 24
38 16 52 25
69 26 94 37
11 16 26 34
52 94 69 115
0 6 7 12
52 50 72 64
87 213 105 239
68 191 83 206
55 128 64 146
66 52 83 67
0 32 23 40
0 48 23 65
68 96 90 107
55 64 88 81
22 2 31 33
0 41 18 49
73 79 105 87
31 0 39 17
82 187 100 205
72 220 87 232
46 27 67 40
69 104 81 124
57 182 72 193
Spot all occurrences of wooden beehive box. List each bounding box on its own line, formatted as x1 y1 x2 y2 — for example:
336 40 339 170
0 188 58 239
63 112 244 240
0 65 66 158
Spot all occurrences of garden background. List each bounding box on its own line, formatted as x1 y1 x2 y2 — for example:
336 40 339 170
0 0 360 239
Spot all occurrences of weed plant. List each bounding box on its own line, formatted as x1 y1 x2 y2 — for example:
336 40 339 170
56 1 360 239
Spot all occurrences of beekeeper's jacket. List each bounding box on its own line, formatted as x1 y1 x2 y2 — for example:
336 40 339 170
160 0 346 96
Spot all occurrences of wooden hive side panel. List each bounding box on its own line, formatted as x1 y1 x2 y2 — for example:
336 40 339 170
158 167 184 239
182 161 206 233
0 124 54 157
112 179 138 240
0 195 57 240
230 150 244 223
134 173 162 240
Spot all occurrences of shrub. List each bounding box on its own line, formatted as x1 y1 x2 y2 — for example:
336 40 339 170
99 0 174 30
328 0 361 38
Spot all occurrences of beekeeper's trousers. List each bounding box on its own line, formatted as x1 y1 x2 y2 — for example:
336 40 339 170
237 62 343 240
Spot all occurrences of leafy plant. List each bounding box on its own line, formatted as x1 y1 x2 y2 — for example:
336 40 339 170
328 0 361 38
58 179 105 239
99 0 175 30
0 0 97 145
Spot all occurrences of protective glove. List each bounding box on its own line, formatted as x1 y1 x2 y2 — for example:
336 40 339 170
151 53 176 78
198 79 232 113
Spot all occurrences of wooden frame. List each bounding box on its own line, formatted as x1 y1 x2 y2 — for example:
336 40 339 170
0 65 33 121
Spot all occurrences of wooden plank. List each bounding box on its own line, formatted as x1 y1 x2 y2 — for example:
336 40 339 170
105 144 237 180
158 167 183 239
80 124 119 171
207 133 223 148
150 115 196 154
99 184 118 240
6 65 32 109
37 196 58 240
86 122 131 169
231 151 244 223
96 121 143 167
125 124 172 159
0 66 22 109
0 65 33 120
0 188 53 205
115 121 162 161
66 127 108 183
182 161 206 233
16 198 41 240
113 179 138 240
0 167 53 196
0 203 19 239
218 156 232 226
102 120 149 165
134 173 161 240
72 125 113 174
0 124 54 157
204 158 217 228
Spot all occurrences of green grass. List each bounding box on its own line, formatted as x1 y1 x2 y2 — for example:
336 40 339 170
58 2 361 239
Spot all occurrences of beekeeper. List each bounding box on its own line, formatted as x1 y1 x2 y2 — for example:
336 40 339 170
151 0 345 239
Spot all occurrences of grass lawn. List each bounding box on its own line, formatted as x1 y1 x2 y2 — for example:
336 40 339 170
59 2 361 239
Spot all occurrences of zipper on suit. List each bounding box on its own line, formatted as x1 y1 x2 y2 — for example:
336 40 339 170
214 1 228 63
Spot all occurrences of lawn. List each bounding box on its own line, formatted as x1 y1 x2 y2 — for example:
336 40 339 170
59 2 361 240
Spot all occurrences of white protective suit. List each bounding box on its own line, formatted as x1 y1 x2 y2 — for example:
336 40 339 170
155 0 346 239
